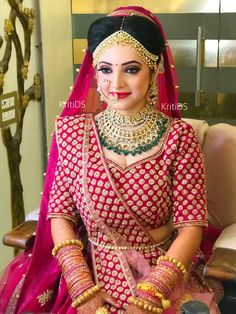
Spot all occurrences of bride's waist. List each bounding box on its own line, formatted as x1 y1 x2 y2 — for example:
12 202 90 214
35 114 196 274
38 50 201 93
148 218 174 244
89 219 175 252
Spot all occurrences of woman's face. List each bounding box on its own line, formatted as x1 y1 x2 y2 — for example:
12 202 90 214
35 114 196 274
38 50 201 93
96 45 152 114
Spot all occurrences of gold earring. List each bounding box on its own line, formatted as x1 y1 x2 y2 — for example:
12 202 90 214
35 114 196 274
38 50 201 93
148 83 158 106
97 83 106 103
158 55 165 74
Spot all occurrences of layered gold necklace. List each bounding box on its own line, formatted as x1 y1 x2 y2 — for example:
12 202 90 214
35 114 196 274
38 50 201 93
95 104 169 156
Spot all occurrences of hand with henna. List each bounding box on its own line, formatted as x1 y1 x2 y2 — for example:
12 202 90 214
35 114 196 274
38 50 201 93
77 290 120 314
126 304 150 314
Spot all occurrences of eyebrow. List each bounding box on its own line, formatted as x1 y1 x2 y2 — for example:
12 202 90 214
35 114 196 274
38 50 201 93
98 60 142 66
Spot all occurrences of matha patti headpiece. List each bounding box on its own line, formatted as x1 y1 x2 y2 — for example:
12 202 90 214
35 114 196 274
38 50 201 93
92 17 159 69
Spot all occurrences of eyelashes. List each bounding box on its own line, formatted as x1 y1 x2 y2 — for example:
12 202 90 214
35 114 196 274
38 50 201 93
97 66 141 74
126 66 141 74
97 67 112 74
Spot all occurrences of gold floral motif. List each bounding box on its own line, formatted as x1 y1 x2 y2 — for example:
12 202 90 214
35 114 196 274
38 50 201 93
37 289 54 307
28 18 35 32
4 19 14 35
22 94 30 107
23 7 31 16
21 61 29 80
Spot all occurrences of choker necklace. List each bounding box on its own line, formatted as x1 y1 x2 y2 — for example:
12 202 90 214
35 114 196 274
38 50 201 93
95 104 169 156
106 103 153 127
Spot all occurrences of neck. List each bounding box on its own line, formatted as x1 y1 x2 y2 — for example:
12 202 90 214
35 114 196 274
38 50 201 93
104 103 155 128
109 102 147 116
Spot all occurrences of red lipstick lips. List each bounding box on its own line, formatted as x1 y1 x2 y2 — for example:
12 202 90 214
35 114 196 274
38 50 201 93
110 92 131 99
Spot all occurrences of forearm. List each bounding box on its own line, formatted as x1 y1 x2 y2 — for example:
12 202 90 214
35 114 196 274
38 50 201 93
131 226 203 312
51 217 77 244
166 226 202 267
50 218 99 308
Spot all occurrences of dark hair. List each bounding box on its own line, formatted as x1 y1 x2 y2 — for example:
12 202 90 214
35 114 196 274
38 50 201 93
87 16 166 58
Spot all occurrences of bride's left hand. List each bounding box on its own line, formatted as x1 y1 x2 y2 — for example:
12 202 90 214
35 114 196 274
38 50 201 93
126 304 150 314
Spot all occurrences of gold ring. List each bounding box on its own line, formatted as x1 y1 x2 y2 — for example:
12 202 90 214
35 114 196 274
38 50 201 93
95 306 108 314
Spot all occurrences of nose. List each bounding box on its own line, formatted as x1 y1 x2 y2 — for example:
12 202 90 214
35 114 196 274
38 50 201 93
112 69 125 90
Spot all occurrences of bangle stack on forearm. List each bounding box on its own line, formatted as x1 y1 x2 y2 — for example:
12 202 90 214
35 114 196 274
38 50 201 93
129 255 188 313
52 239 100 308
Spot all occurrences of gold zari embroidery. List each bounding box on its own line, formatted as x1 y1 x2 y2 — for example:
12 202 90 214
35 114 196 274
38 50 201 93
89 232 173 252
37 289 54 307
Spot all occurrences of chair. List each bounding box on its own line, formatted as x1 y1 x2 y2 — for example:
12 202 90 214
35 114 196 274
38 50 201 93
3 118 236 312
184 119 236 278
184 119 236 313
3 209 38 249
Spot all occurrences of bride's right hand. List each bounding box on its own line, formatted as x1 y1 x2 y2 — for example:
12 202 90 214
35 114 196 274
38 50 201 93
77 290 120 314
126 304 151 314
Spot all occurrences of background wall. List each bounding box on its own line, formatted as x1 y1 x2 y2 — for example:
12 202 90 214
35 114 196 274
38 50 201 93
39 0 73 150
0 0 74 273
71 0 236 125
0 0 44 271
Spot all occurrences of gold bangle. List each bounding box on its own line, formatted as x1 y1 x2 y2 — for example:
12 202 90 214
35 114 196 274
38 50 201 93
52 239 84 257
71 285 101 308
137 283 171 310
128 296 163 313
95 307 108 314
157 255 188 277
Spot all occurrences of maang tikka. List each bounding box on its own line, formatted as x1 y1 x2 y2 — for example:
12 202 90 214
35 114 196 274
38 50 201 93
92 17 159 70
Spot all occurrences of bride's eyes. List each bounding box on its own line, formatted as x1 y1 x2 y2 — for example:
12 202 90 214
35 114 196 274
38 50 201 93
97 66 112 74
97 65 141 74
125 66 141 74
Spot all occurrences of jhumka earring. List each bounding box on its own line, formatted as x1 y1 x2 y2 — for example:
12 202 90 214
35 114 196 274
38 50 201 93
158 55 165 74
148 83 158 106
97 82 105 103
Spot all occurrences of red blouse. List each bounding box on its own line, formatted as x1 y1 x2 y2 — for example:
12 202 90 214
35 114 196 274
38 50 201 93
48 114 207 230
47 114 208 312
